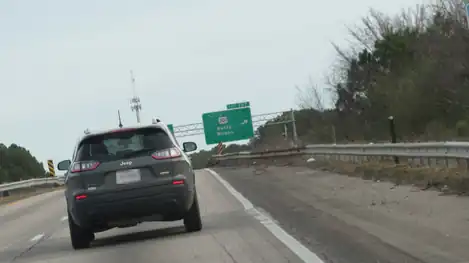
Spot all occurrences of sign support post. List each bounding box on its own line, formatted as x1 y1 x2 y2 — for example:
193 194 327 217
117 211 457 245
47 160 55 177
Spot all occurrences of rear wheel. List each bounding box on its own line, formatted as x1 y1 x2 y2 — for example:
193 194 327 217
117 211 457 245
183 191 202 232
68 212 93 250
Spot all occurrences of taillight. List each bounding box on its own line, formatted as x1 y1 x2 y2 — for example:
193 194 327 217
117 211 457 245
75 194 87 200
151 147 181 160
172 180 184 185
70 161 100 173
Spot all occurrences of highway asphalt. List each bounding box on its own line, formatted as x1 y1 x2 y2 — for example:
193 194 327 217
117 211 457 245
0 169 320 263
3 166 461 263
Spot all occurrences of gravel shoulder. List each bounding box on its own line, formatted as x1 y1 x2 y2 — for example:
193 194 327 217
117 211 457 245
212 166 469 263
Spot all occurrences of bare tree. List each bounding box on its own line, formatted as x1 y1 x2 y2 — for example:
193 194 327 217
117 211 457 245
331 6 430 76
295 77 329 111
434 0 465 23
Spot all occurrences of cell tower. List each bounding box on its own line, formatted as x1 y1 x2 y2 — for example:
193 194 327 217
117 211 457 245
129 70 142 124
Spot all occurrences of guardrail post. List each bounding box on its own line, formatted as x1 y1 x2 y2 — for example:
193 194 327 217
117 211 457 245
290 109 298 146
388 116 399 164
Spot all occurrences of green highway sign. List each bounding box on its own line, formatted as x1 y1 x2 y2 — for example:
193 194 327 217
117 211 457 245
202 107 254 144
167 124 175 135
227 101 250 109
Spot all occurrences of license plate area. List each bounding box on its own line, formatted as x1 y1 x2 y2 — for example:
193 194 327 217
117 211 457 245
116 169 141 184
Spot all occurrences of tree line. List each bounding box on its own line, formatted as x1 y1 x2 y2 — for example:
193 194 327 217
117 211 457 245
295 0 469 143
0 143 47 183
191 0 469 168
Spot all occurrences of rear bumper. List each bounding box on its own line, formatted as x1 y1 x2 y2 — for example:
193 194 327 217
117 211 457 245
70 183 193 229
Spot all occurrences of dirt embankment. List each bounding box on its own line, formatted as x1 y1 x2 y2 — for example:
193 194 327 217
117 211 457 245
0 184 63 206
210 154 469 195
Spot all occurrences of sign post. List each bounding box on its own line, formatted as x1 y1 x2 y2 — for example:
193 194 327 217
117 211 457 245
47 160 55 177
216 142 225 155
167 124 175 135
202 107 254 145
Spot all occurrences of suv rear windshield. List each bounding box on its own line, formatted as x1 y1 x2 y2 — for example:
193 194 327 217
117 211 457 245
75 127 174 161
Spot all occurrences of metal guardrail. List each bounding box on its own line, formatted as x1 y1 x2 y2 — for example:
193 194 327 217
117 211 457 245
212 142 469 168
4 142 469 193
213 148 306 160
0 177 65 194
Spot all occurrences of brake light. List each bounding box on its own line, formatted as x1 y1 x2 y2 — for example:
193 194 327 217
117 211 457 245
110 128 136 133
172 180 184 185
70 161 100 173
75 194 87 200
151 147 181 160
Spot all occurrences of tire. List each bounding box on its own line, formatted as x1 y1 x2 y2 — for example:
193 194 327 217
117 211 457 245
68 212 93 250
183 191 202 232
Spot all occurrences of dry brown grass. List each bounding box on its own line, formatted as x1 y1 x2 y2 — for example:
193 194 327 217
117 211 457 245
213 155 469 195
0 185 64 206
307 160 469 195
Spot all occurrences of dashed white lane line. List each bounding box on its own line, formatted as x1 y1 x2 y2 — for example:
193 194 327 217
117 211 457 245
61 216 68 222
30 233 45 243
206 168 325 263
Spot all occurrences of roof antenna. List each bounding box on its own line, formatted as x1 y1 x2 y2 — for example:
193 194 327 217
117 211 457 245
118 110 123 128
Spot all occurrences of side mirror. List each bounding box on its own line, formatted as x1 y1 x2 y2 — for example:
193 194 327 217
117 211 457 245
182 142 197 153
57 160 71 171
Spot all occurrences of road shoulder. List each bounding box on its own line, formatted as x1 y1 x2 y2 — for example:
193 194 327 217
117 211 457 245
212 166 469 263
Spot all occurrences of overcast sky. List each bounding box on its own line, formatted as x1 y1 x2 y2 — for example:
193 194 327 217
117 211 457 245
1 0 426 172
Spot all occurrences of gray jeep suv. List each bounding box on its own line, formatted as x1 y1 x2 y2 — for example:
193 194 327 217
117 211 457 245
57 123 202 249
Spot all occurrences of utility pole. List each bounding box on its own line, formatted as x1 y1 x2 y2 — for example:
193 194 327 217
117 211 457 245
129 70 142 124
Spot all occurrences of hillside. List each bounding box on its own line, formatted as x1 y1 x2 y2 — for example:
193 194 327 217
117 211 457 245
191 0 469 167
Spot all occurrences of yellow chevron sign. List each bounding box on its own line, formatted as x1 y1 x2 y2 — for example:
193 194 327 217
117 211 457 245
47 160 55 177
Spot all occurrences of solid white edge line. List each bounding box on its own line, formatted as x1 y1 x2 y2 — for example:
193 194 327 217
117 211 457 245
30 233 45 242
205 168 324 263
